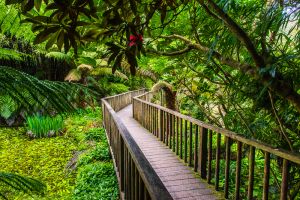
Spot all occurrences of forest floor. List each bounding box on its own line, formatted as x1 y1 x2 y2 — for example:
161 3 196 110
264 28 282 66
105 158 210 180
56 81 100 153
0 107 118 200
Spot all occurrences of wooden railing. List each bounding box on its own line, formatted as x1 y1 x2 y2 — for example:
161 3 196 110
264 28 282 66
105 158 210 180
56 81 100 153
101 89 172 200
133 91 300 200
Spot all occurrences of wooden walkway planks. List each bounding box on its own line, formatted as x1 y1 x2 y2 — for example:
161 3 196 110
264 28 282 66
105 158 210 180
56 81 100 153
117 105 220 200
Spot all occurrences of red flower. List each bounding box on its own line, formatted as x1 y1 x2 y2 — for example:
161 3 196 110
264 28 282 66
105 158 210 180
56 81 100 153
129 34 143 46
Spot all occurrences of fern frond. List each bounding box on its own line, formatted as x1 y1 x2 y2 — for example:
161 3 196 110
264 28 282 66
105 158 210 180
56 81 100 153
0 66 96 117
0 95 18 119
91 67 128 80
45 52 72 64
0 48 25 62
0 172 46 199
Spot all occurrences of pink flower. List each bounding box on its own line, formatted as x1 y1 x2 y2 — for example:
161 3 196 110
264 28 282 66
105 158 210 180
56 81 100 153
129 34 143 46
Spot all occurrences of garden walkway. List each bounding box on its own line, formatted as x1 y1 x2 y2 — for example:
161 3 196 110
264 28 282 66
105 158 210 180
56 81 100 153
117 105 220 200
103 89 298 200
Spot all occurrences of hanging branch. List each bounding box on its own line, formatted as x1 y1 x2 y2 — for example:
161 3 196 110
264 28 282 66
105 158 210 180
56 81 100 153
268 90 294 151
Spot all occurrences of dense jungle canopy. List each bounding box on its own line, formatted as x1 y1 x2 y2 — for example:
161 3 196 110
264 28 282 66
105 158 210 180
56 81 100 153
2 0 299 149
0 0 300 198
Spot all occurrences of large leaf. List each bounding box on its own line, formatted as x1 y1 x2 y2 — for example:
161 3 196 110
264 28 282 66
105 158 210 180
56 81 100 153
33 26 61 44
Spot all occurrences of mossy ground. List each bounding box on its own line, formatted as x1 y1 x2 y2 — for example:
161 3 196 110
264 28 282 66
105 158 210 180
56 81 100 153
0 107 118 200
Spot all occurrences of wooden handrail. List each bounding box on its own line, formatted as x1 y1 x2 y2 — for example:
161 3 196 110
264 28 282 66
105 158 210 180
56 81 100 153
101 90 172 200
133 91 300 200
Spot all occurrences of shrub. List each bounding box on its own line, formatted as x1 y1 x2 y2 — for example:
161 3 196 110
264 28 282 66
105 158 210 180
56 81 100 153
84 128 106 142
25 115 64 138
78 143 111 167
73 162 118 200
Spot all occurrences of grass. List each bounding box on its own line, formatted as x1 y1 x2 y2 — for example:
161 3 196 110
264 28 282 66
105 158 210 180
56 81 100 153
0 107 118 199
25 115 64 138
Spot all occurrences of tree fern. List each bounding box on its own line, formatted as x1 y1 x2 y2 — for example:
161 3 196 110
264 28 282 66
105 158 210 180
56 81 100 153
0 66 96 119
0 172 46 199
0 48 25 62
45 52 73 65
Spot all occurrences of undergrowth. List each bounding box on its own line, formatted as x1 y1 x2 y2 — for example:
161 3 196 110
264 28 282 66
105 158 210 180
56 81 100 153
0 107 118 199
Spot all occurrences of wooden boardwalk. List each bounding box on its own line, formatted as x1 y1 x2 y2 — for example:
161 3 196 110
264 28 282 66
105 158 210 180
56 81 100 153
117 105 220 200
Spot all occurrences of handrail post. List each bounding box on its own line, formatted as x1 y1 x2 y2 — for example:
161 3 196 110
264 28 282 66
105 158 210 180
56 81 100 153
280 159 289 200
159 109 163 141
199 127 208 178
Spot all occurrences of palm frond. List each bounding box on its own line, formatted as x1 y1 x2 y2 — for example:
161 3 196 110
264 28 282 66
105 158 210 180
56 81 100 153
0 172 46 199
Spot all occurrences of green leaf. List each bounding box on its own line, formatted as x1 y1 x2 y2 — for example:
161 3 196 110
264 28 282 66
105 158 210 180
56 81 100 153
112 53 123 74
22 0 34 12
33 26 60 44
57 30 65 51
78 57 97 67
45 32 59 50
125 51 137 75
34 0 42 11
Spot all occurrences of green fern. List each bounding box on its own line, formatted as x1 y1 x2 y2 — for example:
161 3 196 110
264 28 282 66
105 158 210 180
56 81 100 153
0 48 25 62
45 52 73 64
0 172 46 199
0 95 18 119
0 66 96 118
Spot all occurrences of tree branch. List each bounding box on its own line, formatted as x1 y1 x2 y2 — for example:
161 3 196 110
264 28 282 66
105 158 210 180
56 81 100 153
200 0 266 68
268 90 294 151
150 34 256 75
147 45 193 56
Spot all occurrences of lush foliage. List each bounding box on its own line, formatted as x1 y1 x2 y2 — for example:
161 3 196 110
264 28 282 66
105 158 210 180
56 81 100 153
0 127 77 199
0 172 46 200
73 163 118 200
25 115 64 138
0 107 118 199
1 0 300 199
65 107 119 200
3 0 299 150
0 66 96 126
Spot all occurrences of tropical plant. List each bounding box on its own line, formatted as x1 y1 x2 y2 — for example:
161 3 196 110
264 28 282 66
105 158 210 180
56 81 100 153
0 66 95 120
26 114 64 138
0 172 46 199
